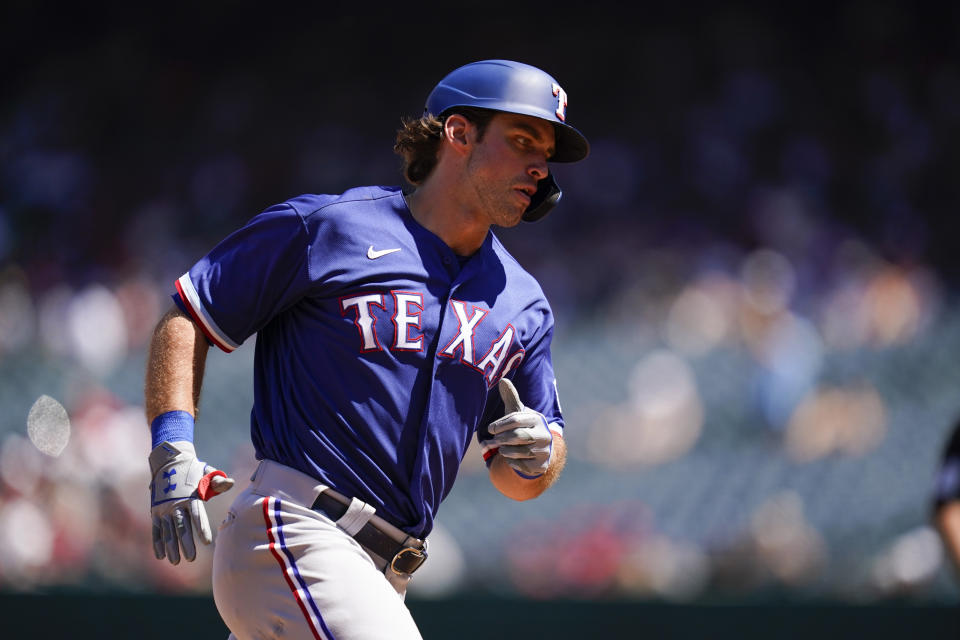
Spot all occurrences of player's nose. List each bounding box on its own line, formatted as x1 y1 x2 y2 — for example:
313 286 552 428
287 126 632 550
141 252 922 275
527 157 548 181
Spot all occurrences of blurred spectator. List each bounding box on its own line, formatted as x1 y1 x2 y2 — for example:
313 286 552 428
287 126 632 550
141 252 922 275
587 349 704 468
870 526 944 597
784 385 886 463
708 491 826 593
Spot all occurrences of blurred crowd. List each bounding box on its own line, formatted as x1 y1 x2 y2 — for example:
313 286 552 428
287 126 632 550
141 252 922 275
0 231 950 600
2 3 960 601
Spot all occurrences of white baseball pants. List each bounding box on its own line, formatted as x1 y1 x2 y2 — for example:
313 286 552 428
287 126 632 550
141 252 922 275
212 459 423 640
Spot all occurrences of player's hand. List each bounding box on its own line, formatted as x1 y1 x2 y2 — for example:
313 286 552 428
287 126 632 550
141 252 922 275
148 440 234 565
487 378 554 478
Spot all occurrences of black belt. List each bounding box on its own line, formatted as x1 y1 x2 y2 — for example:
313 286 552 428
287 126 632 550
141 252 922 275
310 492 427 575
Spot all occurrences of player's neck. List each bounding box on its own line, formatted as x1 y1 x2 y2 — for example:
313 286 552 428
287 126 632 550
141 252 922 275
405 179 489 257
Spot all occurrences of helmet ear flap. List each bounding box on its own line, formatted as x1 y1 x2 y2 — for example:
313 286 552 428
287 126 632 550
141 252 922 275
522 174 562 223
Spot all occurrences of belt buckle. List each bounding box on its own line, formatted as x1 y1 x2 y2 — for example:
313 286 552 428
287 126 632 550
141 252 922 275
390 546 427 575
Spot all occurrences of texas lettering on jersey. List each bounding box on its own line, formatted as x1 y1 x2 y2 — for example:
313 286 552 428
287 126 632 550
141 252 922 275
340 292 525 387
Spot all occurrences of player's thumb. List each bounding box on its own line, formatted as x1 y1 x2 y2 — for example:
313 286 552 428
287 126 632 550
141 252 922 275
198 468 235 501
498 378 525 414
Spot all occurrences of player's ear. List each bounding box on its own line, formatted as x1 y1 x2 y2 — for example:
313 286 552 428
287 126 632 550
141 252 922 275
442 113 472 156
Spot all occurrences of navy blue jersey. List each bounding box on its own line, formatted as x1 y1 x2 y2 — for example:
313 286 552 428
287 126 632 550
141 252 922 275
174 186 564 538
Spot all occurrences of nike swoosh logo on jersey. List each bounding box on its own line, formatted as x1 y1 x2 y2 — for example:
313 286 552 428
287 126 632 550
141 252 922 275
367 246 401 259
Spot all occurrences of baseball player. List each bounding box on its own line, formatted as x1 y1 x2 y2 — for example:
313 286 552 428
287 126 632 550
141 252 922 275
145 59 589 639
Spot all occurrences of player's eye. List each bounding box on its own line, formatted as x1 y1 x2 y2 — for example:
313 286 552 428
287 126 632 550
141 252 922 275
514 135 533 149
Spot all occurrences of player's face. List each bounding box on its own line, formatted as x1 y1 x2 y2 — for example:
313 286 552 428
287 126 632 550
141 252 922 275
465 113 555 227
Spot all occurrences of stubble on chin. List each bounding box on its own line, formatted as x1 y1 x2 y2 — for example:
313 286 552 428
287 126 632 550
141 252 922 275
469 180 524 228
494 208 525 228
483 196 524 228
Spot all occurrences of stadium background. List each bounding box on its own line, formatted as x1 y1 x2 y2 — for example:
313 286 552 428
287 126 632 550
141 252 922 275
2 2 960 637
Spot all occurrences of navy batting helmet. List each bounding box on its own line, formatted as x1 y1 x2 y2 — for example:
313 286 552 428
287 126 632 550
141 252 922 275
425 59 590 163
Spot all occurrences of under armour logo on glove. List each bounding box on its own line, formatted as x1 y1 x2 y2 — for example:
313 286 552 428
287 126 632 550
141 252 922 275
486 378 554 478
163 469 177 494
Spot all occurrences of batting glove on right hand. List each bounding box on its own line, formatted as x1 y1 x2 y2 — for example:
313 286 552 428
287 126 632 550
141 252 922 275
149 441 234 565
487 378 554 479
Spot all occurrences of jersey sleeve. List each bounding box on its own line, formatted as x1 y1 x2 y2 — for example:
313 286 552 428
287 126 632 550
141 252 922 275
476 304 564 460
174 203 312 352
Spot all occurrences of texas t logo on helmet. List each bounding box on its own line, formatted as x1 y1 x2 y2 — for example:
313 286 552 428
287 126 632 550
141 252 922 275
552 83 568 121
425 59 590 222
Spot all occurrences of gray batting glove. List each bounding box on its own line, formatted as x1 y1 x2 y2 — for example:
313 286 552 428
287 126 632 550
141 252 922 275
487 378 554 478
149 441 234 565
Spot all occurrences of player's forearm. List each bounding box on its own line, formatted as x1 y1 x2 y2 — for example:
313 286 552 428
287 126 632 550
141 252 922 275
489 435 566 501
144 306 210 422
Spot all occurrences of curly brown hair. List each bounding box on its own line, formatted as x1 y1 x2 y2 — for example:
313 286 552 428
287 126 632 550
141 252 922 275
393 108 495 185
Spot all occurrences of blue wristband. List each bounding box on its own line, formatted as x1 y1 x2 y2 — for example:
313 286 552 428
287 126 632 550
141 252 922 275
150 410 195 449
